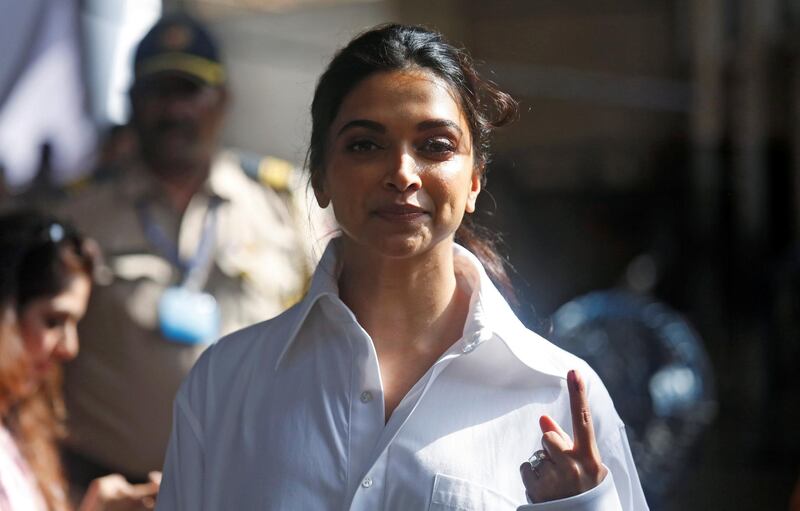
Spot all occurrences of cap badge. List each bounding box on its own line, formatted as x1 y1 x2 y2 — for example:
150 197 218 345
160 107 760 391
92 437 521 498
160 25 193 51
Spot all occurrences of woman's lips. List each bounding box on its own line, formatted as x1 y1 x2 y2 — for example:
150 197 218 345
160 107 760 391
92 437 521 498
374 204 428 222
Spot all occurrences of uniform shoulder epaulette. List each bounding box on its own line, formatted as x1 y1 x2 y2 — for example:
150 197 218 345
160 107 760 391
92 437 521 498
62 173 96 196
238 151 295 193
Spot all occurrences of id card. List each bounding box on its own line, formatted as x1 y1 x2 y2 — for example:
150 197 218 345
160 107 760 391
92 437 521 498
158 286 221 345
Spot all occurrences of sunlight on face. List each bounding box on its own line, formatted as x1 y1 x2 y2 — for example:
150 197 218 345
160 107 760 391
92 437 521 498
19 272 91 381
317 68 481 259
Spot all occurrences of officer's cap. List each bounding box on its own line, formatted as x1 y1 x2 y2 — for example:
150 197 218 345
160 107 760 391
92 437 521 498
133 12 225 87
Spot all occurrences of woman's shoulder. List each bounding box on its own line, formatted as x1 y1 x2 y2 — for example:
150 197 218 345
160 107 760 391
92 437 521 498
502 324 625 431
182 299 309 393
496 319 595 379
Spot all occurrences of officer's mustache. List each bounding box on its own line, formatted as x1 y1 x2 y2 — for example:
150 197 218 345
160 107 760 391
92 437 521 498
152 119 197 137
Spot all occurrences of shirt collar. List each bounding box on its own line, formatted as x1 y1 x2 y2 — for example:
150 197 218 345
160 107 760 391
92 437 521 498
273 240 567 379
273 239 342 370
452 244 567 378
203 150 247 202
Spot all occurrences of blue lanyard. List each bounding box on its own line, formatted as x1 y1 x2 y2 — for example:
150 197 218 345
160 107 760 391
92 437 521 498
135 197 221 289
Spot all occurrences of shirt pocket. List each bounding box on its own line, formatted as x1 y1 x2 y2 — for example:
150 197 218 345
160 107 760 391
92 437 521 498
428 473 517 511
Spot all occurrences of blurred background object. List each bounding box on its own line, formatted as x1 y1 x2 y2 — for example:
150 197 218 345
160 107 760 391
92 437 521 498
552 288 717 509
82 0 163 125
0 0 97 192
2 0 799 508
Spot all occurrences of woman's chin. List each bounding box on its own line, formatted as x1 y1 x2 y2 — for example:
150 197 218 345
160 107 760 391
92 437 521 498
371 235 452 260
340 227 454 261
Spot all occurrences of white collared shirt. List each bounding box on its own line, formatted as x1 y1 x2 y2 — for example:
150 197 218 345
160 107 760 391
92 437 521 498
157 241 648 511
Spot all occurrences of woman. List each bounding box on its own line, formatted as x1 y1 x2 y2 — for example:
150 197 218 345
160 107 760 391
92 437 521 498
0 210 159 511
157 24 648 510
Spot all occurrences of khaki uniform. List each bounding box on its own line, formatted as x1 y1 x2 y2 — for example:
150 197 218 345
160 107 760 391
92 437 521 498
58 150 314 477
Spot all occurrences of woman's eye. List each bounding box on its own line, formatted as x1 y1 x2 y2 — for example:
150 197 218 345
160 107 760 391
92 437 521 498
346 140 381 153
45 316 66 329
419 138 456 155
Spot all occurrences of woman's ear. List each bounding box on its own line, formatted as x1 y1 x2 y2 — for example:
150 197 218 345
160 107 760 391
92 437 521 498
315 190 330 209
312 172 330 208
465 169 482 214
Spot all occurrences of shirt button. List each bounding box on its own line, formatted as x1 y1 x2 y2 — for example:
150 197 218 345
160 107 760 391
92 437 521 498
360 391 373 403
462 332 482 353
361 477 373 488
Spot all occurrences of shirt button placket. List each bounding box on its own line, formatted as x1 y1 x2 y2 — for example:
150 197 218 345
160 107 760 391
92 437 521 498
360 391 373 403
349 453 387 510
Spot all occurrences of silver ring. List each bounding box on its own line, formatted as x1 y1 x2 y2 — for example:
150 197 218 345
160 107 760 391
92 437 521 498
527 449 548 470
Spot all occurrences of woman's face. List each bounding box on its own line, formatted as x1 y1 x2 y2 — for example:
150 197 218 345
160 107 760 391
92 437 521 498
316 68 480 259
19 272 91 379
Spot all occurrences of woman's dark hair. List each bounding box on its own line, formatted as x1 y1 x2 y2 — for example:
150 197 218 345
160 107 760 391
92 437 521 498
0 209 97 511
0 209 97 404
0 210 96 311
308 23 519 301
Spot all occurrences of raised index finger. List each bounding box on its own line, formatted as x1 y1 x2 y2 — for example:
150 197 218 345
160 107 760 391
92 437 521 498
567 369 599 457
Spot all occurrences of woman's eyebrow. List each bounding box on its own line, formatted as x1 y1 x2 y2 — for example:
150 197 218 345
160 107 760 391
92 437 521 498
417 119 463 136
337 119 385 136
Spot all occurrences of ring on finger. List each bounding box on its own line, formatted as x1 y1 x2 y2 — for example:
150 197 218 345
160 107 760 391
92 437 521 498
527 448 549 472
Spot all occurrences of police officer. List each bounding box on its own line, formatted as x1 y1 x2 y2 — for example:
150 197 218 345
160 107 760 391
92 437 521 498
58 12 316 486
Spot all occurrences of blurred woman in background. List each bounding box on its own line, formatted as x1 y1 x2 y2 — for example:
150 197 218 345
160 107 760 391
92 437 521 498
0 210 158 511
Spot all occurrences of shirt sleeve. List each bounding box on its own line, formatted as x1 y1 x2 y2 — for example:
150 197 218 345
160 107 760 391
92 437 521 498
516 468 622 511
155 386 205 511
600 424 648 511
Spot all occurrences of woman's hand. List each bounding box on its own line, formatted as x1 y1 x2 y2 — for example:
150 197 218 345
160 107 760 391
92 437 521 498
519 369 608 503
78 471 161 511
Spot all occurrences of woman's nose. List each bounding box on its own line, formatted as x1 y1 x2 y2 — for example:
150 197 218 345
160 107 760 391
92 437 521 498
383 149 422 193
53 325 79 362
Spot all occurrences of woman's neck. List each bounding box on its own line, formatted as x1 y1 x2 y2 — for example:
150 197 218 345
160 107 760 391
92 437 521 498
338 239 468 352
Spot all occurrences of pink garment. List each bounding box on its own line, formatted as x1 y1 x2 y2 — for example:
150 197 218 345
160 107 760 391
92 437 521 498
0 424 47 511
